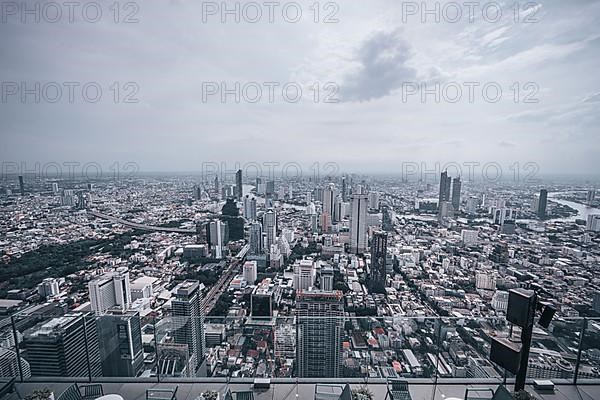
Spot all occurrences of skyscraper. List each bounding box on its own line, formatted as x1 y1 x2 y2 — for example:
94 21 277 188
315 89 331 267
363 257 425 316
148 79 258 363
18 175 24 196
243 195 257 221
263 208 277 251
341 176 347 202
323 183 338 231
587 189 596 205
266 180 275 198
349 194 368 254
0 348 30 379
208 220 227 259
438 171 451 216
451 177 461 212
296 290 344 378
88 269 132 313
171 280 205 377
538 189 548 218
293 259 315 290
23 313 102 377
235 169 243 200
249 221 263 255
321 266 334 292
369 231 388 292
214 176 220 199
243 260 258 284
368 191 380 210
97 309 144 377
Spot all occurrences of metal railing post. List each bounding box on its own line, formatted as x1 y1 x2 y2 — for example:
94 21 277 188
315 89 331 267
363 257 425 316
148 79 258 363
153 315 160 383
82 315 93 383
431 317 442 400
574 317 587 385
10 316 24 382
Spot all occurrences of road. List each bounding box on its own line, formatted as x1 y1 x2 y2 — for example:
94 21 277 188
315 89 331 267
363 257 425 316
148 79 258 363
87 210 196 234
89 209 244 314
202 245 249 315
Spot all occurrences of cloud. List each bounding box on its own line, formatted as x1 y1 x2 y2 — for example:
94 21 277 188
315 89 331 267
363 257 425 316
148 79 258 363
498 141 517 148
583 92 600 103
339 29 416 102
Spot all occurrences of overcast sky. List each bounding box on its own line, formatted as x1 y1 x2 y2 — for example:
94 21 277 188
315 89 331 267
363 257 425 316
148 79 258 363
1 0 599 176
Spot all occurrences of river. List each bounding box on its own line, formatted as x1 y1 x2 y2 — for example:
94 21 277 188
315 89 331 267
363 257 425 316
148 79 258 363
546 191 600 222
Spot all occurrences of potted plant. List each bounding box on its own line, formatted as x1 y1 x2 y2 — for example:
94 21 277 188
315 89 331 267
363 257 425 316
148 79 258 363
513 390 538 400
198 390 220 400
25 389 54 400
352 386 374 400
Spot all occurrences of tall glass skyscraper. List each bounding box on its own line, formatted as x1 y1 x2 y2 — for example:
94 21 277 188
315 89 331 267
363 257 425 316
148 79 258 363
296 290 344 378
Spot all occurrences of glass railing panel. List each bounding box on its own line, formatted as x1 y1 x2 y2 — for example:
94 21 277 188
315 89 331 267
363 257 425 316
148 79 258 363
15 312 93 380
202 315 280 379
437 317 507 384
154 315 205 379
90 313 152 379
0 316 23 380
524 317 581 382
346 315 439 381
8 313 596 384
578 317 600 381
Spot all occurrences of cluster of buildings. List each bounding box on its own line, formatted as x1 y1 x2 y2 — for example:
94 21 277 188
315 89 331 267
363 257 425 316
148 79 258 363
0 172 599 381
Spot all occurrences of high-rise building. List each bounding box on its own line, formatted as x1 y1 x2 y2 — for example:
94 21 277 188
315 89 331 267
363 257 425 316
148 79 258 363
51 182 59 193
538 189 548 218
61 189 75 206
97 310 144 377
193 186 202 201
263 208 277 250
274 323 296 360
492 208 515 225
438 171 451 207
171 280 205 377
321 266 334 292
296 290 344 378
243 195 257 221
249 222 263 255
368 191 380 210
476 272 497 291
369 231 388 291
0 348 30 379
23 313 102 377
88 269 132 313
587 189 596 205
37 278 60 299
18 175 24 196
251 278 275 317
130 276 155 300
243 261 258 284
587 214 600 232
341 176 347 202
466 196 479 214
592 292 600 313
266 180 275 198
208 220 227 259
323 183 337 231
235 169 243 200
293 259 315 290
492 290 509 312
349 194 368 254
451 177 461 212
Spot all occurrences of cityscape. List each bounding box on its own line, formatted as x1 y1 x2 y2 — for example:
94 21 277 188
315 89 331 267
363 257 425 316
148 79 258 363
0 170 599 398
2 0 600 399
